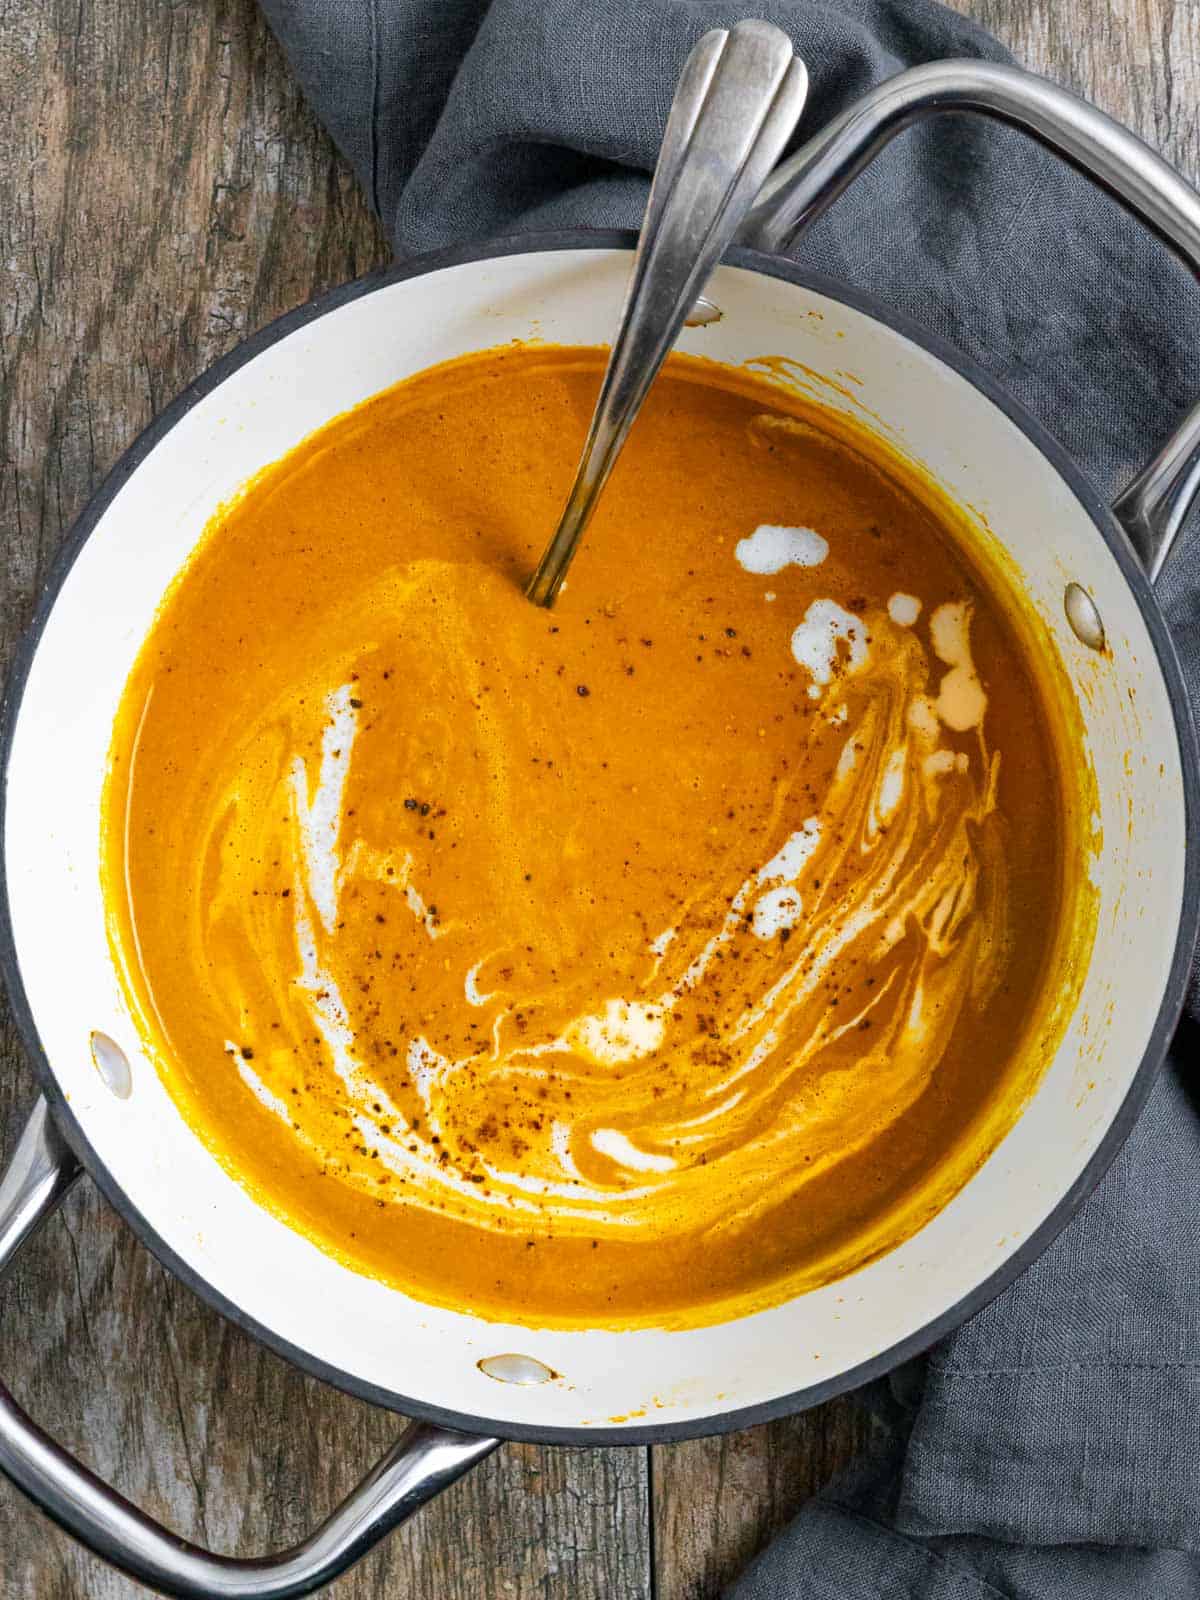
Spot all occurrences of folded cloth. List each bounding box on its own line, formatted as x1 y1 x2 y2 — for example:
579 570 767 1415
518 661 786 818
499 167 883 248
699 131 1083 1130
259 1 1200 1591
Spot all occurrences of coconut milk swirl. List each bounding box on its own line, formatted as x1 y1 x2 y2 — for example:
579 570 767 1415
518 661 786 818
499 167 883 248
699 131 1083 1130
211 535 1004 1246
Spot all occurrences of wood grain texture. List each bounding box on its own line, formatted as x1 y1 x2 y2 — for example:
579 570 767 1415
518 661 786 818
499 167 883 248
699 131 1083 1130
0 1 1193 1596
961 0 1200 178
651 1400 877 1600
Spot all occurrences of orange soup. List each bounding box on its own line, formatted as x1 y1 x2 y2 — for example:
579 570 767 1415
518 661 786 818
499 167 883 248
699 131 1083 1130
102 347 1089 1328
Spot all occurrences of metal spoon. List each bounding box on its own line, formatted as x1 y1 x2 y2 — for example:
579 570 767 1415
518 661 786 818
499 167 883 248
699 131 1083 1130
525 21 809 607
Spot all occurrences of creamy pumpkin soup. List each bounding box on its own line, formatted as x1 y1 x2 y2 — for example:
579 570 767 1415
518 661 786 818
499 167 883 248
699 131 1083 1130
102 346 1090 1329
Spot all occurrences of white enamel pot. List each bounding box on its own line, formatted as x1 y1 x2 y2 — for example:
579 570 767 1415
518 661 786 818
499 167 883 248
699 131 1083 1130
1 59 1198 1600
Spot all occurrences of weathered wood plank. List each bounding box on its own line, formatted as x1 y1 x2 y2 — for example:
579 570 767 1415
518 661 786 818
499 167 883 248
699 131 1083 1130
962 0 1200 180
647 3 1200 1595
651 1400 875 1600
0 0 650 1595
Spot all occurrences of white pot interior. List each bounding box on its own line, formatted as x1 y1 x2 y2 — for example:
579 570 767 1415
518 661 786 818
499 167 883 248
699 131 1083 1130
3 247 1188 1435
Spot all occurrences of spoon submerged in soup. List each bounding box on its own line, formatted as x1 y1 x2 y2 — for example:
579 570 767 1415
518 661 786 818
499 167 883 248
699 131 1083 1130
525 19 807 606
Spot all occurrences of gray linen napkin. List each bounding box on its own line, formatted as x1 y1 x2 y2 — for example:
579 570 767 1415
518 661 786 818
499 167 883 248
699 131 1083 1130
259 1 1200 1592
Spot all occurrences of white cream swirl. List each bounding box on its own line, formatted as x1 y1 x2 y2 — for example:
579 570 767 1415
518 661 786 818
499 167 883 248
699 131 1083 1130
224 592 1006 1247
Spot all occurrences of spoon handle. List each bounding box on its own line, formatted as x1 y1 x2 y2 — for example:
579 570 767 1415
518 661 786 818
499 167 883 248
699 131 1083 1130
525 21 809 607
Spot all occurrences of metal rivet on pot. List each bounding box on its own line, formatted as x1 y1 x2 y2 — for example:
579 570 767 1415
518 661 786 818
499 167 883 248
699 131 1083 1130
684 295 723 327
1064 583 1106 652
477 1353 558 1386
90 1031 132 1099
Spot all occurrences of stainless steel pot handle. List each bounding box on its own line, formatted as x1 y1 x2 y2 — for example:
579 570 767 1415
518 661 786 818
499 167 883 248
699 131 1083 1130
0 1097 500 1598
739 57 1200 578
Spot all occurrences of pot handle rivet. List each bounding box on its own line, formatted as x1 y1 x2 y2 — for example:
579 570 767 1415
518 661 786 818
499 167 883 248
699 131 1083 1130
89 1031 133 1099
684 295 723 327
1064 582 1107 652
478 1353 559 1385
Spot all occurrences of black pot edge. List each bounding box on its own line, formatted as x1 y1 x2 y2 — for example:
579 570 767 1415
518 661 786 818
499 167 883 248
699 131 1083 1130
1 227 1197 1449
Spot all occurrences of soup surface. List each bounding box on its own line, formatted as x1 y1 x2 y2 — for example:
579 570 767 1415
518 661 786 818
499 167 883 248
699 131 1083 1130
103 346 1085 1329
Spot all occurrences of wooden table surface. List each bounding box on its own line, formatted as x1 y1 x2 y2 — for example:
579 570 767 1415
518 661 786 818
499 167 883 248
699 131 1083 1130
1 1 1197 1595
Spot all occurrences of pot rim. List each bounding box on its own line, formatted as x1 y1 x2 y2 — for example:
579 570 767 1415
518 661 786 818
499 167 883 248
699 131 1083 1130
2 227 1197 1447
